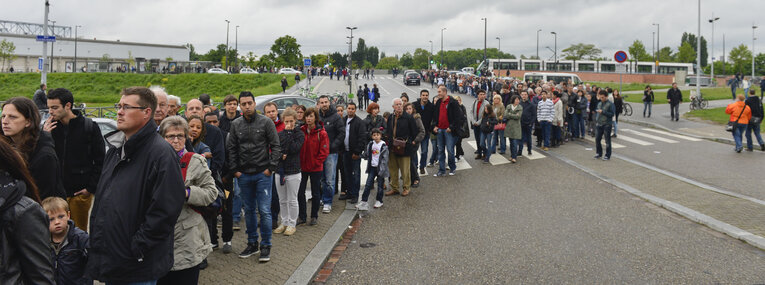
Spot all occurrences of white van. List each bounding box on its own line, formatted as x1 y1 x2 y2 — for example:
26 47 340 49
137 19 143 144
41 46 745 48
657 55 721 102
523 72 582 85
461 67 475 74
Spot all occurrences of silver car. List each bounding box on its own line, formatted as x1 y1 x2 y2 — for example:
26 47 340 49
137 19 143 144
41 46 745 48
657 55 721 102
253 94 316 115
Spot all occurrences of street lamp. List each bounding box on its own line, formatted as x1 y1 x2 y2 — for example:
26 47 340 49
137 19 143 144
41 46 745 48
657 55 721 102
481 18 487 67
496 36 501 52
429 40 433 68
41 0 50 84
346 26 357 96
536 29 542 59
708 16 719 83
235 25 239 70
441 27 446 69
225 20 230 71
74 25 81 73
695 0 700 101
551 31 557 71
753 24 758 79
653 23 660 65
49 20 55 72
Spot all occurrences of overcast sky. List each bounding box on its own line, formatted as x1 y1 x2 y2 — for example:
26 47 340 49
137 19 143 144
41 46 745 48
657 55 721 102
3 0 762 61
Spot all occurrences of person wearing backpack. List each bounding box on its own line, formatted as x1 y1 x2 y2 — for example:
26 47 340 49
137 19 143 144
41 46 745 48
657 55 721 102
157 116 218 284
43 88 105 232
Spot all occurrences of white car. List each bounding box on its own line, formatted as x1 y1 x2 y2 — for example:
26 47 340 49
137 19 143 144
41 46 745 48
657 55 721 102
240 67 258 74
278 68 301 75
207 68 228 74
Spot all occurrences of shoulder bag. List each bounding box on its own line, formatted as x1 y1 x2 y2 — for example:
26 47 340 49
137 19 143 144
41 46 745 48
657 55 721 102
391 115 407 156
726 105 746 132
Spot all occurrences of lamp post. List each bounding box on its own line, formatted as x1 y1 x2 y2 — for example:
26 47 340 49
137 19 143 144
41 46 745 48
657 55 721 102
652 31 655 62
440 27 446 69
695 0 700 100
49 20 55 72
753 24 758 79
41 0 49 84
496 36 501 52
551 31 557 71
536 29 541 59
346 26 357 96
481 18 487 67
74 25 81 73
235 25 239 70
708 16 719 84
653 23 660 64
429 40 433 68
225 20 230 72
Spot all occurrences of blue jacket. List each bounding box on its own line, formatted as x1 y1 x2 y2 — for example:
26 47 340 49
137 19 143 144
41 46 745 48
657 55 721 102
53 220 91 285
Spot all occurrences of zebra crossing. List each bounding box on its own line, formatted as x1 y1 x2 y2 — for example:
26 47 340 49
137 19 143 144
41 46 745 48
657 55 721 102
583 128 700 149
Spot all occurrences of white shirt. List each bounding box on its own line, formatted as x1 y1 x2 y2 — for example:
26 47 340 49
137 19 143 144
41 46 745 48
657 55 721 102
371 141 384 167
345 117 352 151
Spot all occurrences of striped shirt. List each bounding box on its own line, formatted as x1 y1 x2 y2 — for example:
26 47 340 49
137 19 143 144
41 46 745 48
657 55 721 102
537 99 554 122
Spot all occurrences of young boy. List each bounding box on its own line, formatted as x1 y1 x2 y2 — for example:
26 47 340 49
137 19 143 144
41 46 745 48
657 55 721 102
42 197 91 285
357 129 389 211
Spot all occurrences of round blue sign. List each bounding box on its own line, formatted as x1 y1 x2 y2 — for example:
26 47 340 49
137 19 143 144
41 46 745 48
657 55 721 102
614 51 628 63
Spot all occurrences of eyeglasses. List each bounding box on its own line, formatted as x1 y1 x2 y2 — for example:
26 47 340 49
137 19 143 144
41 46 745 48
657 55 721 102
164 134 186 141
115 103 147 112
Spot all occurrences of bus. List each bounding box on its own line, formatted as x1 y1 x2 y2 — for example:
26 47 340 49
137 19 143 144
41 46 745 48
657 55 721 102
477 58 694 75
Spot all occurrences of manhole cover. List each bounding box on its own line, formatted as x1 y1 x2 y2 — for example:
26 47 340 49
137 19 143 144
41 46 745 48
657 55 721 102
359 242 376 248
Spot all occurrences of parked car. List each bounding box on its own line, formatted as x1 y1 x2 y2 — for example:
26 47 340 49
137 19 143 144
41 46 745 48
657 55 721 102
404 72 421 86
240 67 258 74
278 68 301 75
93 118 117 152
253 94 316 115
207 68 228 74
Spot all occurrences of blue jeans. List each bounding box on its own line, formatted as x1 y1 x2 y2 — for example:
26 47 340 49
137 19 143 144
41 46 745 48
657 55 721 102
492 129 506 153
237 172 273 246
540 121 552 147
479 131 492 160
321 153 339 206
509 139 520 159
419 136 430 168
437 129 456 174
428 135 438 164
643 101 652 117
361 166 385 203
574 113 585 138
519 124 532 154
596 124 612 158
746 123 764 149
343 153 361 199
733 124 746 150
108 281 157 285
232 177 242 223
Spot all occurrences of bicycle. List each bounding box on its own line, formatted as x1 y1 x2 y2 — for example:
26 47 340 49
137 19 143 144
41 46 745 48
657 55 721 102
621 95 633 116
688 91 708 111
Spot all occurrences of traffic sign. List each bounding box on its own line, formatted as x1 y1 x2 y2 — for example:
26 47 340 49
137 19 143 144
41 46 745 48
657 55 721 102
36 35 56 42
304 58 312 67
38 57 44 70
616 63 627 73
614 50 628 63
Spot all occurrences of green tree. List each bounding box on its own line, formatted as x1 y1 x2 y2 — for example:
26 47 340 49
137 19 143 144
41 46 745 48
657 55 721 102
412 48 431 69
0 39 17 71
270 35 302 67
310 54 330 67
126 51 135 70
330 52 347 67
376 56 400 70
675 42 696 63
628 40 653 62
353 38 367 67
241 52 257 67
400 52 413 67
657 46 674 62
561 43 602 60
379 51 386 59
256 53 276 68
755 53 765 76
681 32 708 66
366 46 379 66
184 43 201 61
728 44 752 74
201 44 228 63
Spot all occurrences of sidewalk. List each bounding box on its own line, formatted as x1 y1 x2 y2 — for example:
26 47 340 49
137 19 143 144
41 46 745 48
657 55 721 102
619 99 736 144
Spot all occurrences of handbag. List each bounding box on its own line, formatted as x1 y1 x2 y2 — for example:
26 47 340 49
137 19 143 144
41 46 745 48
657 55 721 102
494 122 506 131
749 117 762 125
391 115 407 156
726 105 747 132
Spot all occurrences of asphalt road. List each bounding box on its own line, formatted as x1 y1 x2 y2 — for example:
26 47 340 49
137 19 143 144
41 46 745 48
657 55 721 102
303 74 765 283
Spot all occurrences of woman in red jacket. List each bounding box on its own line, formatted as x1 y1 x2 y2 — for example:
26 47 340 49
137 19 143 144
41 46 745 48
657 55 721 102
297 108 329 226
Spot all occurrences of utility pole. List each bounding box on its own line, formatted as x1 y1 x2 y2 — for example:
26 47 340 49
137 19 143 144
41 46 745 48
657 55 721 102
652 31 655 63
753 24 758 79
481 18 487 69
41 0 49 84
496 37 501 52
50 20 55 72
429 40 433 68
551 32 557 71
74 25 80 73
653 23 660 65
709 16 719 85
346 26 357 97
695 0 700 99
225 20 230 71
536 29 541 59
235 25 239 70
722 33 726 75
441 28 446 69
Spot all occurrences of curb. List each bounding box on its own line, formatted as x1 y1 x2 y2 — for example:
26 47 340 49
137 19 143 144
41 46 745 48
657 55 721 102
285 208 358 285
620 117 735 145
544 150 765 252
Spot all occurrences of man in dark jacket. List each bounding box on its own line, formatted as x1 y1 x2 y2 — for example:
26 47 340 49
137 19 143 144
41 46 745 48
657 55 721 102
518 91 537 156
226 92 281 262
431 85 464 176
317 95 345 213
219 94 241 136
341 102 367 202
45 88 105 231
667 83 683 121
384 98 418 196
412 89 435 174
33 83 48 110
86 87 185 284
744 90 765 151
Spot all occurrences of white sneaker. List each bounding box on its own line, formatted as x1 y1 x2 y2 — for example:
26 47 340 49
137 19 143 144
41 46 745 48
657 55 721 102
357 202 369 211
322 205 331 213
373 201 383 208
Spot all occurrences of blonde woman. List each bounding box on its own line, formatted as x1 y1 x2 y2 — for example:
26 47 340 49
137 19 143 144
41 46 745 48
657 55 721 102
491 94 506 154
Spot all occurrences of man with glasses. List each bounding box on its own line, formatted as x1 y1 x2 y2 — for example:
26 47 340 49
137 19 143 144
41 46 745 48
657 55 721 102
86 87 185 284
227 91 281 262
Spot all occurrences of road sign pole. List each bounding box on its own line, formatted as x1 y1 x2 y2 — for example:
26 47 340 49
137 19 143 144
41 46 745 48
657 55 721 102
41 0 49 84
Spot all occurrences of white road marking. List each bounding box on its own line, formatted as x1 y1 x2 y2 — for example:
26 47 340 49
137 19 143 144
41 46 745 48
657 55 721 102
584 136 626 148
622 129 679 143
641 128 702 141
465 140 510 165
615 134 654 146
525 151 547 160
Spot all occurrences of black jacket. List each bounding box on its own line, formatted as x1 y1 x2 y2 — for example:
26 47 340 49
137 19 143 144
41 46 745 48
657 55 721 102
412 100 435 132
745 96 764 119
218 111 240 135
385 112 418 156
226 113 281 174
277 128 305 175
53 220 90 285
86 120 185 283
480 115 498 133
667 88 683 105
520 100 537 127
34 89 47 110
50 110 105 196
28 131 67 200
0 171 55 285
432 96 465 132
344 115 368 156
204 123 225 174
319 108 345 153
643 90 655 102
